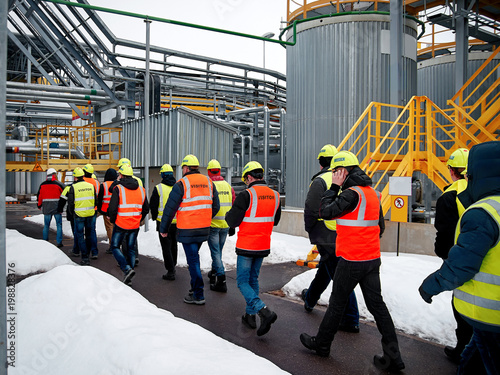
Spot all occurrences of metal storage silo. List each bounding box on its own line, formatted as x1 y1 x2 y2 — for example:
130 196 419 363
417 51 500 109
285 13 418 209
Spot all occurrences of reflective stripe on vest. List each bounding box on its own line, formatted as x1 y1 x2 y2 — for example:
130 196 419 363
236 185 279 252
453 196 500 328
156 183 176 224
101 181 113 213
177 174 213 230
444 179 468 216
115 185 145 230
336 186 381 261
73 181 95 217
317 172 337 231
211 180 232 228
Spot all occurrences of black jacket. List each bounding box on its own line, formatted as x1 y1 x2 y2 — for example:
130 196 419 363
150 174 177 224
225 180 282 257
97 168 118 215
433 182 462 259
108 176 149 229
318 166 385 236
159 170 220 243
304 167 337 246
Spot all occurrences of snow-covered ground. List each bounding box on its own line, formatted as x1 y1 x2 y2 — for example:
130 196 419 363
7 215 456 374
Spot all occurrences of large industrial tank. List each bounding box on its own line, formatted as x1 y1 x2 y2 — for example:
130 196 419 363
417 51 500 109
285 13 418 209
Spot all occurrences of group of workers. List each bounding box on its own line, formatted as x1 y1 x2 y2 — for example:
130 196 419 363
298 141 499 374
37 139 499 372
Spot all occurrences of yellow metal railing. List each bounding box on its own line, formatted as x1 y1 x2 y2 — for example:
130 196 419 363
336 96 496 214
287 0 391 22
33 124 123 172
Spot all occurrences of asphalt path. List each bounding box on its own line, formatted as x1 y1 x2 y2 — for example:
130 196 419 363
7 202 458 375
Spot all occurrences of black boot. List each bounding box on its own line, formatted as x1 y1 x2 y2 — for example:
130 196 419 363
299 333 330 357
207 270 216 285
257 306 277 336
210 275 227 293
242 313 257 329
373 354 405 372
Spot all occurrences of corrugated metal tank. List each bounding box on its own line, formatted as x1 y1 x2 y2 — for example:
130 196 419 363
122 107 237 169
285 14 418 209
417 51 500 109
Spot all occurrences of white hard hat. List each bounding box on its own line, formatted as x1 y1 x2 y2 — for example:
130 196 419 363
46 168 57 176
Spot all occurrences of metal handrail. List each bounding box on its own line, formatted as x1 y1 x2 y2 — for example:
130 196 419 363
336 95 498 214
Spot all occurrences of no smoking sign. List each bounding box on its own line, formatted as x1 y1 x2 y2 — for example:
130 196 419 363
394 197 405 209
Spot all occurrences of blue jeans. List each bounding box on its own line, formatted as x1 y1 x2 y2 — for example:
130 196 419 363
208 227 229 276
111 226 139 274
458 327 500 375
304 251 359 326
237 255 265 315
182 242 204 299
316 258 401 362
74 215 97 261
43 213 63 244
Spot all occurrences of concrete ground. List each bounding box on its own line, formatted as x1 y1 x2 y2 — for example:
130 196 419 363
7 202 458 375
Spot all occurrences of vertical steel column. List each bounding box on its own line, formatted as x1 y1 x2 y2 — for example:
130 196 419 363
144 19 151 231
455 0 468 94
0 0 8 371
390 0 403 107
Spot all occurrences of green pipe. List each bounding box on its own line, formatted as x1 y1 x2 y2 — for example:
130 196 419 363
279 11 425 47
42 0 297 46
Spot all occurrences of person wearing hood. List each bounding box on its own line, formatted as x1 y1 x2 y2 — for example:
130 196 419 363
419 141 500 374
97 168 118 252
150 164 178 281
108 164 149 285
302 145 360 333
300 151 405 373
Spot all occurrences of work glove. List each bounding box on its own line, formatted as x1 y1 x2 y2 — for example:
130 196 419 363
228 228 236 236
418 284 433 304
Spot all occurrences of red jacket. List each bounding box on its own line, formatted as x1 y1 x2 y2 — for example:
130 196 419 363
37 177 65 215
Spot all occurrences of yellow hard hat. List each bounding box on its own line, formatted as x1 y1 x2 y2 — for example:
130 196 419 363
241 161 264 182
181 154 199 167
317 144 338 159
160 164 173 173
117 157 131 168
330 151 359 169
83 163 94 174
207 159 221 170
119 164 134 176
447 148 469 169
73 167 84 177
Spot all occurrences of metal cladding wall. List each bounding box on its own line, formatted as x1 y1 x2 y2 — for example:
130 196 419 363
417 51 500 109
285 14 418 209
122 107 237 169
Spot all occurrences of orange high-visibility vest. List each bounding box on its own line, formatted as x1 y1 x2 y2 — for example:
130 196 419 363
177 174 213 230
236 185 279 252
115 185 146 230
101 180 113 213
84 176 100 196
336 186 381 261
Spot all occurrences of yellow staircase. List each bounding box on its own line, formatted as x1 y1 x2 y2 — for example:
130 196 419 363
337 48 500 215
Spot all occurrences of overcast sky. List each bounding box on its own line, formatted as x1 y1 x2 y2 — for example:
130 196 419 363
91 0 288 75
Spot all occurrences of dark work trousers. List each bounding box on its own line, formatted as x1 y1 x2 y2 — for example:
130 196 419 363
304 244 359 327
316 258 402 362
156 221 178 272
452 299 486 375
